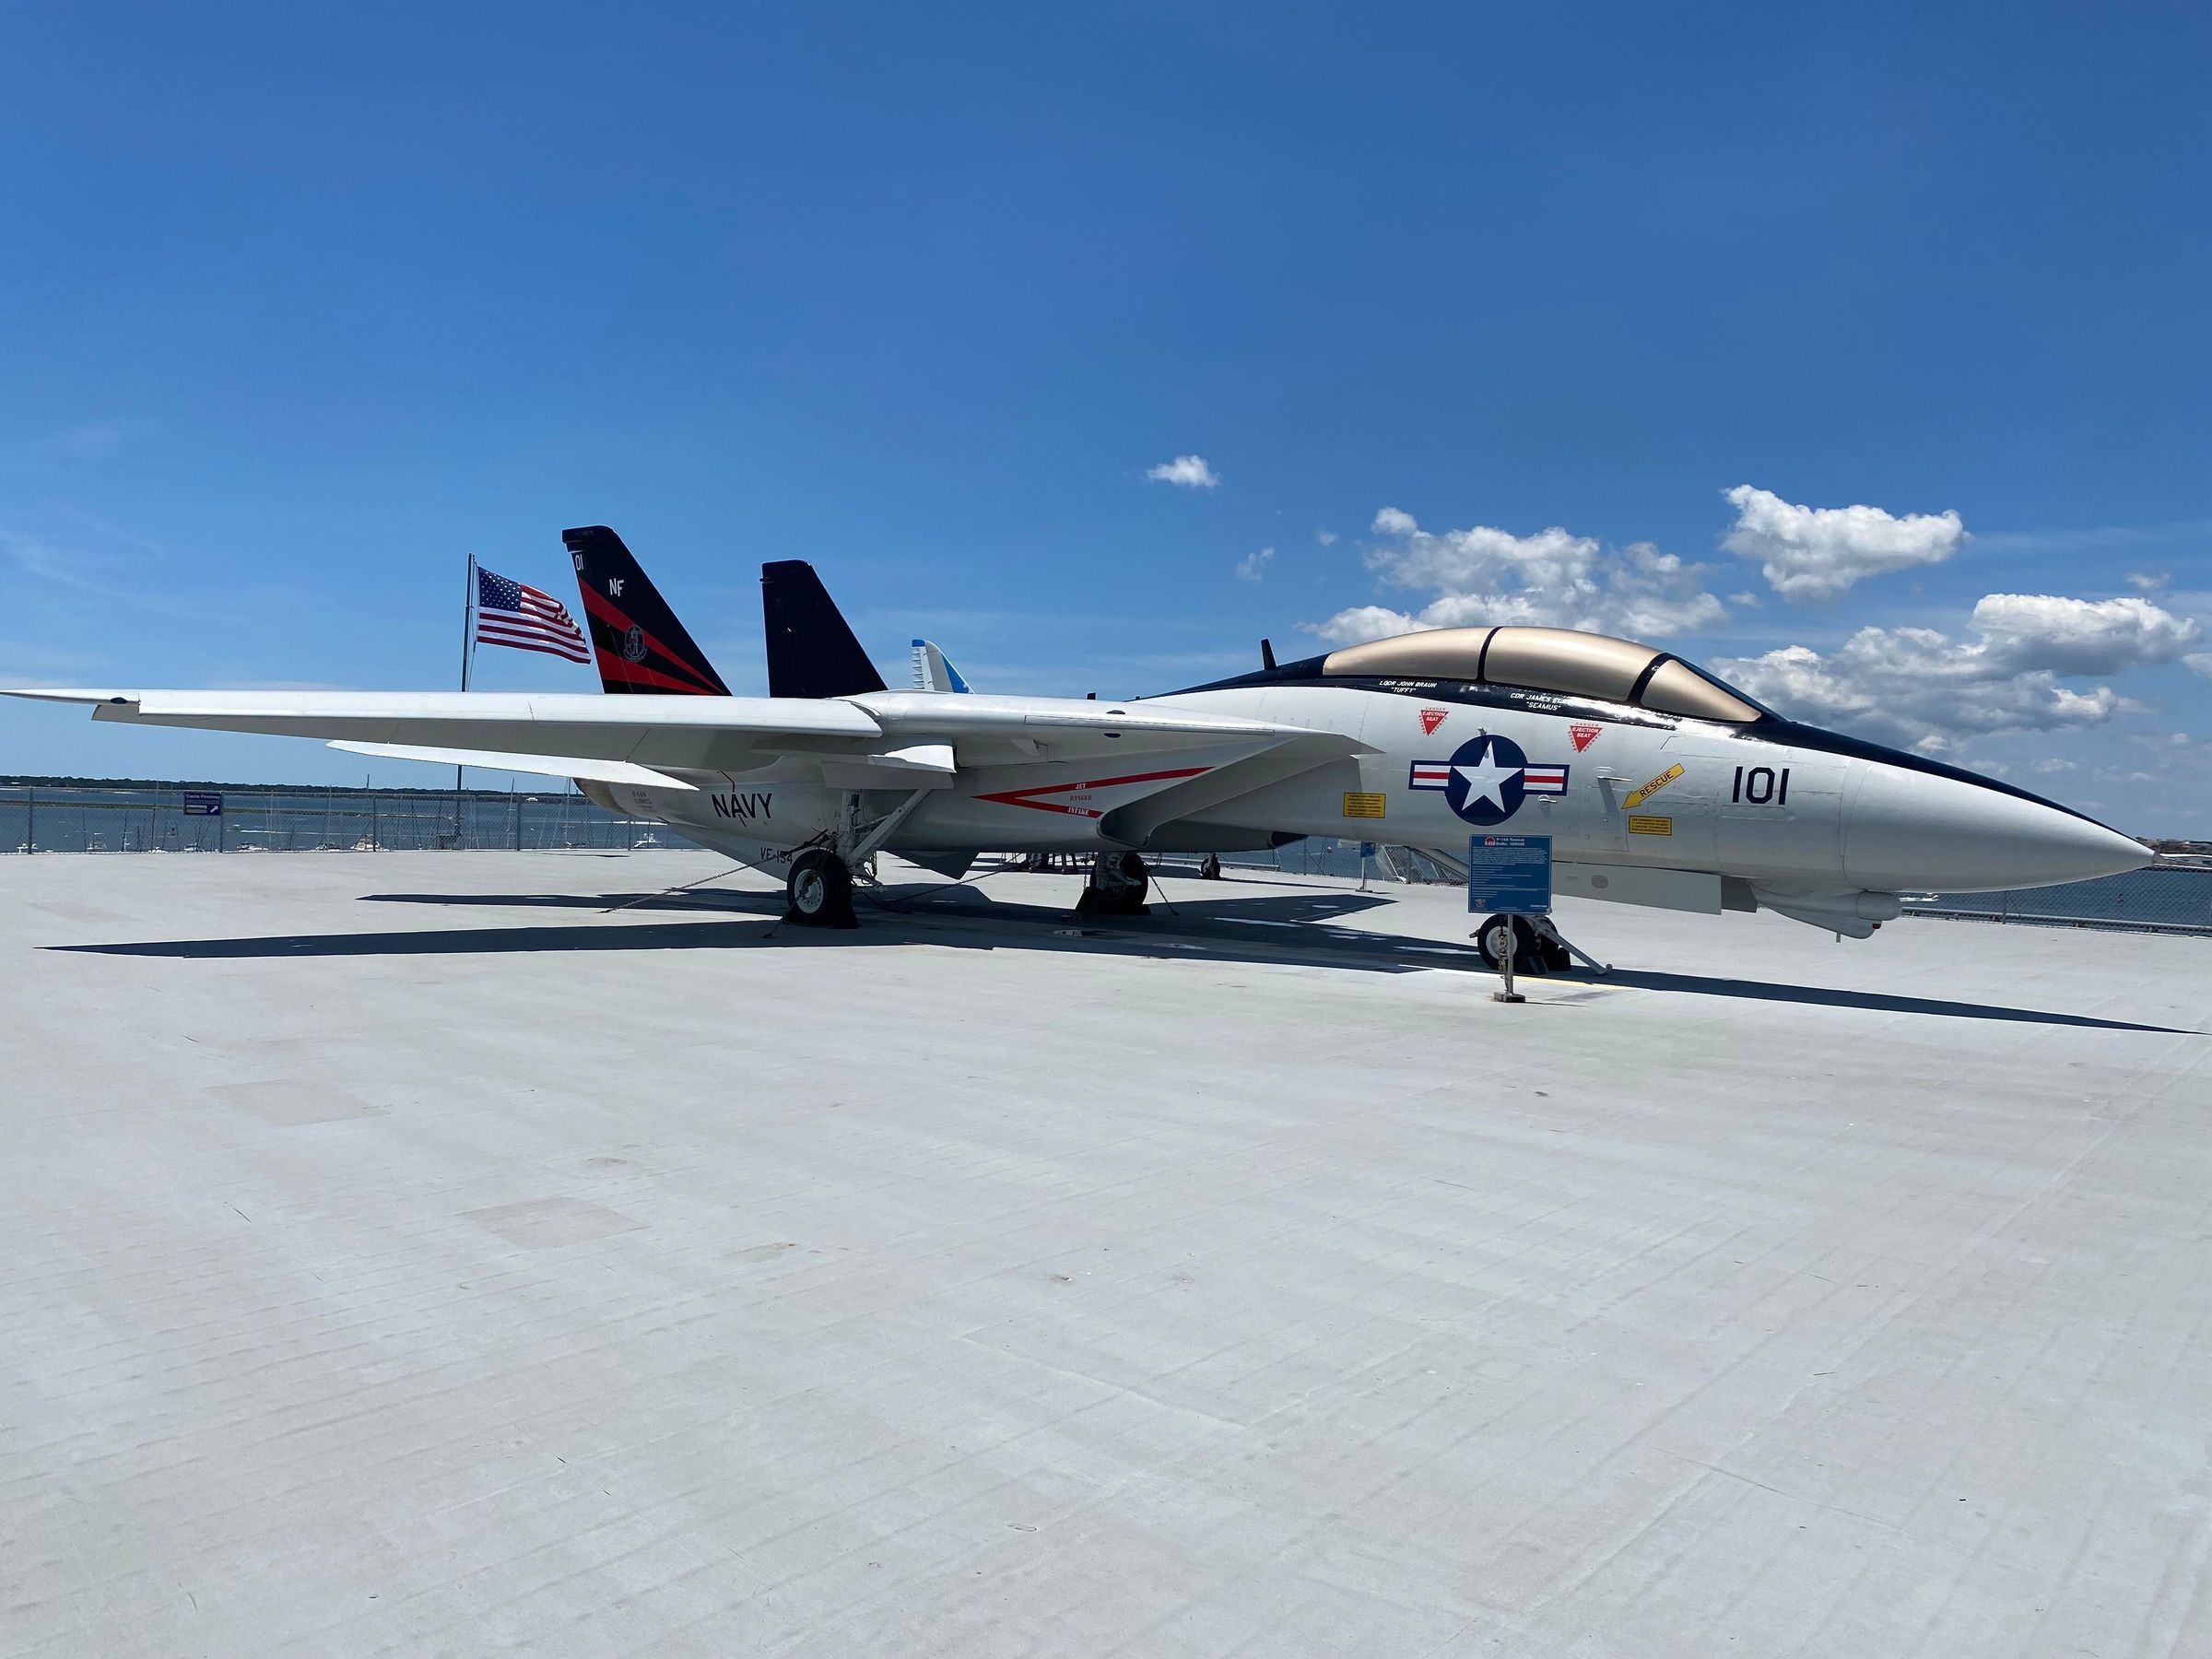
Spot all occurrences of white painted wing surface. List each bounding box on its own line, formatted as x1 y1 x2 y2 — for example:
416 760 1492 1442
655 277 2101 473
325 741 700 791
6 688 1356 777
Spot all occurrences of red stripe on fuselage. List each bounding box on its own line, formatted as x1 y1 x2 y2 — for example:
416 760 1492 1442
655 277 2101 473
974 767 1209 817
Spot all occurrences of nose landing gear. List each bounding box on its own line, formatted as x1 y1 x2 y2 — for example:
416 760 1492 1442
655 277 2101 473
1473 912 1573 974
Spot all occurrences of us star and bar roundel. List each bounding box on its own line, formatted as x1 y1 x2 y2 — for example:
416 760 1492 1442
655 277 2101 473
1407 733 1570 827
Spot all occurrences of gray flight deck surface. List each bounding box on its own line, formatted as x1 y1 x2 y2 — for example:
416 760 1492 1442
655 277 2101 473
2 850 2204 1659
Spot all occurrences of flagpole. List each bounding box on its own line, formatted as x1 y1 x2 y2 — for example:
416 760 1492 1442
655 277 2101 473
457 552 476 807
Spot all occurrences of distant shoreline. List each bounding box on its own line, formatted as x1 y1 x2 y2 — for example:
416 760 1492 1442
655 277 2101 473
0 775 571 797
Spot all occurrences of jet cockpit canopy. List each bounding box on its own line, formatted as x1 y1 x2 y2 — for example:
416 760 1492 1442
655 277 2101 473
1318 625 1771 724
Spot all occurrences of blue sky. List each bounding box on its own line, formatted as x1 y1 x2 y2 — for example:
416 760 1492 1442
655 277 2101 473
3 2 2206 829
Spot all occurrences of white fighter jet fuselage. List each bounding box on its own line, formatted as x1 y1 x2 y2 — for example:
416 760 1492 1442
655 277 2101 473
11 529 2148 940
604 661 2145 939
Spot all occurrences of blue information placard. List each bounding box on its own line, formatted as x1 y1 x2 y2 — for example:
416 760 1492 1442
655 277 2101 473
1466 833 1551 914
182 791 222 816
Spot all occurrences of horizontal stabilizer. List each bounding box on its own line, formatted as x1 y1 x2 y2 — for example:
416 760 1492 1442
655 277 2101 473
328 741 697 791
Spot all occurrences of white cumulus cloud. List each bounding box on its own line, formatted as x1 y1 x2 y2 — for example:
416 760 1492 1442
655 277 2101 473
1146 454 1218 489
1307 507 1727 646
1723 484 1967 602
2185 653 2212 679
1235 547 1275 582
1713 593 2202 748
1968 594 2202 676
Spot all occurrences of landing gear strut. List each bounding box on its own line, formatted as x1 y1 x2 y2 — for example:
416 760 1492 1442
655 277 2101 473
784 848 857 928
1075 851 1151 917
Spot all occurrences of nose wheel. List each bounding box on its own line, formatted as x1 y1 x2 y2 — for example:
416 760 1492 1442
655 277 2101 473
1474 912 1571 974
784 849 858 928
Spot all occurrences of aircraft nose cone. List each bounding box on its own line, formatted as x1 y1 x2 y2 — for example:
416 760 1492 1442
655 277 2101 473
1845 766 2149 892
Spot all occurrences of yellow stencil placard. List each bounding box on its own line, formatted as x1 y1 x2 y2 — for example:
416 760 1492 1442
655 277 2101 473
1628 815 1673 836
1623 763 1684 810
1342 792 1386 819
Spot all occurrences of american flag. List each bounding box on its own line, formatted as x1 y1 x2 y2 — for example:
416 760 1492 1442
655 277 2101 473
475 566 591 664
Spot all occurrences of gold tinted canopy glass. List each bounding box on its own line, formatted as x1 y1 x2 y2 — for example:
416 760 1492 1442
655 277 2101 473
1320 626 1494 680
1318 623 1762 722
1480 627 1659 702
1638 657 1764 723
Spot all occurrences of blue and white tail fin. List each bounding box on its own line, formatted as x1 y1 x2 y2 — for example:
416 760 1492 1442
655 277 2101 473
909 639 973 694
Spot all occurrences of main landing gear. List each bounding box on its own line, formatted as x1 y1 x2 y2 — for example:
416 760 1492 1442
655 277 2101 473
784 848 858 928
782 786 939 929
1075 850 1152 918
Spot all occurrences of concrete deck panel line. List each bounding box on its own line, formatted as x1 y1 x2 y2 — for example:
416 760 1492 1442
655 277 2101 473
0 850 2204 1656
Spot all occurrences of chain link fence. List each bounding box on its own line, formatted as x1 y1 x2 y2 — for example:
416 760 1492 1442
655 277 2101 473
1899 868 2211 935
6 791 2205 934
1 786 672 854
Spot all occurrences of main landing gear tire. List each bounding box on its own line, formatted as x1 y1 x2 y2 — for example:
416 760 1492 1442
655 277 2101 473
1075 851 1152 918
784 849 858 928
1474 913 1569 974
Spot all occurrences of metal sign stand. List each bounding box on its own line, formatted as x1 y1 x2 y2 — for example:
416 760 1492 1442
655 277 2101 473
1494 912 1524 1004
1465 834 1552 1006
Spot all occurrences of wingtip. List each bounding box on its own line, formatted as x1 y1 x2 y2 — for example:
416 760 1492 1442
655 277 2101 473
2 688 140 705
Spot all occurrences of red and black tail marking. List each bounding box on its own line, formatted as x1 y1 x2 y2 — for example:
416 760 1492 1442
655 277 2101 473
561 525 731 697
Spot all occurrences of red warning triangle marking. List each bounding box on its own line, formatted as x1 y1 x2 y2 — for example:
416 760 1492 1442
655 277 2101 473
1418 708 1448 735
1569 723 1602 752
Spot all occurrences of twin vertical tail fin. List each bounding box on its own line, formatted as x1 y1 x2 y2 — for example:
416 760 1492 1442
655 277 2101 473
563 527 887 701
761 560 887 700
562 525 732 697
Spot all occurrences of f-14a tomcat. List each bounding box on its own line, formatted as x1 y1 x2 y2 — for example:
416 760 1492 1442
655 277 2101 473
10 525 2149 963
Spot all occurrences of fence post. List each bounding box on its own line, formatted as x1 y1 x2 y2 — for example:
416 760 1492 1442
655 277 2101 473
24 788 33 853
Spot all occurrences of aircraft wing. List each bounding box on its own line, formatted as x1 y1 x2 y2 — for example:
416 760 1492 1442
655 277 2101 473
325 741 700 791
6 688 1359 779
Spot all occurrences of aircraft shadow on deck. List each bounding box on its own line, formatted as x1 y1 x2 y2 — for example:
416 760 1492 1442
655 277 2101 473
46 880 2189 1033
